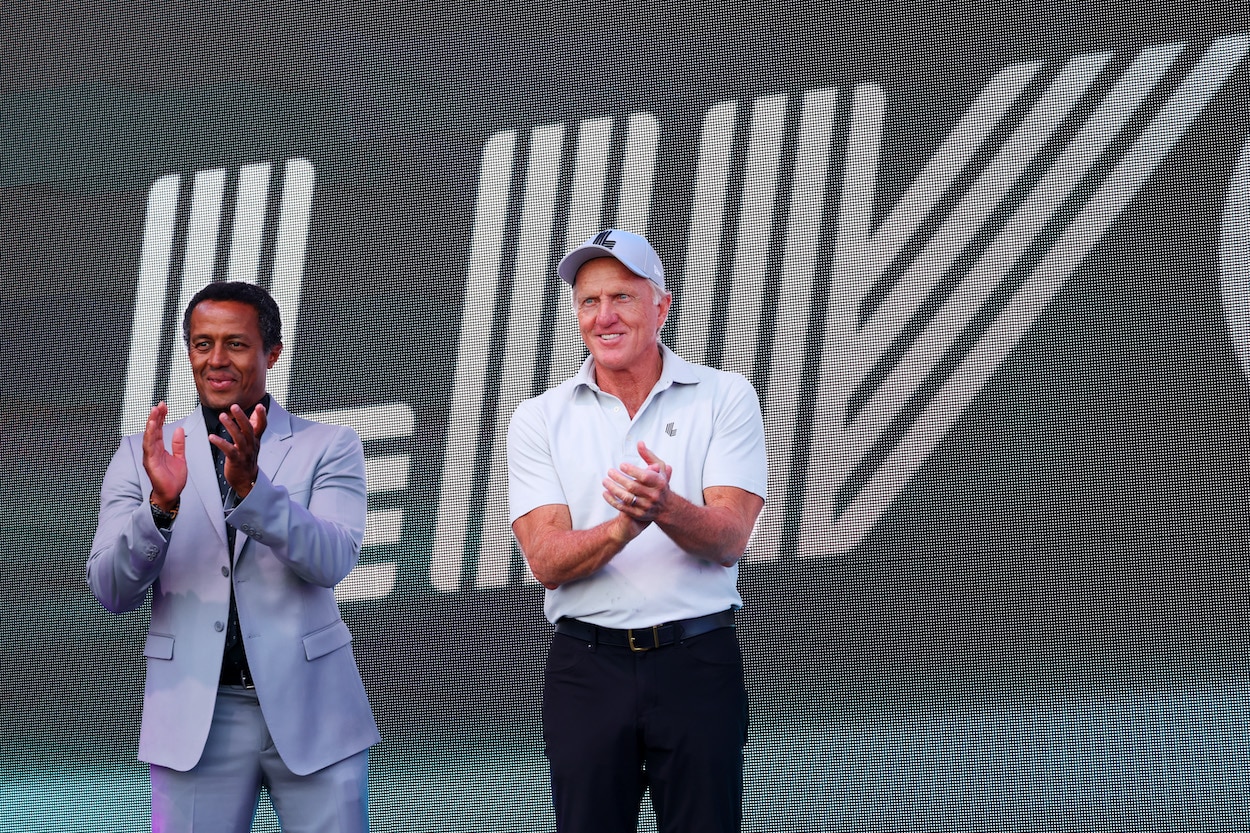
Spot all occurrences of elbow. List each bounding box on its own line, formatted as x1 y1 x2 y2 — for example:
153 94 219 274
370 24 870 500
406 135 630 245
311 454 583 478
695 525 751 566
86 571 119 614
86 564 143 615
91 582 140 615
531 567 560 591
525 557 561 591
699 548 740 568
99 597 134 615
723 523 757 566
702 537 748 568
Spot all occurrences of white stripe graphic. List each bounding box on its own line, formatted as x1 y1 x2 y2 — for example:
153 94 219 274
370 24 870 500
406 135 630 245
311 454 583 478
433 117 662 590
165 168 228 418
305 402 415 601
823 35 1249 552
300 402 416 442
547 117 613 392
430 131 517 591
833 63 1041 328
799 61 1047 551
796 64 1042 544
566 118 614 241
336 563 398 601
473 123 567 589
121 174 181 434
617 113 660 235
267 157 315 405
676 101 738 360
819 63 1041 419
801 50 1121 552
857 51 1112 377
749 87 839 561
226 162 271 283
721 93 789 380
549 114 662 391
365 455 412 493
1220 136 1250 378
836 45 1177 503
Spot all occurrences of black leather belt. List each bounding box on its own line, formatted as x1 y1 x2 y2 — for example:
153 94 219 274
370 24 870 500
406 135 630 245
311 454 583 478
555 609 735 652
219 664 254 689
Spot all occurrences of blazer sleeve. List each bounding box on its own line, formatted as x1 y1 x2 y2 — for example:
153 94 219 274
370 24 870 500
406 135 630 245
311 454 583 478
225 423 367 588
87 435 168 614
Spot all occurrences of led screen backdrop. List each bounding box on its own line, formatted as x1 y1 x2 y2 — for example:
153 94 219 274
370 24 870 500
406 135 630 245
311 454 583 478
2 5 1250 831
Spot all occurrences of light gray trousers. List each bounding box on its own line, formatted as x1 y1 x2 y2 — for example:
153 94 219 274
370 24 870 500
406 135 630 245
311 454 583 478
149 686 369 833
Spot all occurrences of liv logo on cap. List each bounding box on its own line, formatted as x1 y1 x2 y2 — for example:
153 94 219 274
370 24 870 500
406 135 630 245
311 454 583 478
557 228 667 290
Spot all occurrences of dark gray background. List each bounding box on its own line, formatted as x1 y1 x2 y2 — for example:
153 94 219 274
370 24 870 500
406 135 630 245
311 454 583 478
2 4 1248 831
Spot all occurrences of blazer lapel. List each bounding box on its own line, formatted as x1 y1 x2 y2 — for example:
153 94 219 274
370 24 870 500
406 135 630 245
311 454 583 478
258 398 294 479
180 407 229 549
234 397 294 558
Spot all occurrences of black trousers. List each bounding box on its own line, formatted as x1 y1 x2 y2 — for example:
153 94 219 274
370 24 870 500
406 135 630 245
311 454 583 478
542 626 749 833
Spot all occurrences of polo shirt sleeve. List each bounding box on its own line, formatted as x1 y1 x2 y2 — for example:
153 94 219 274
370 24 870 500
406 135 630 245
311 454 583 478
507 397 568 524
702 373 768 501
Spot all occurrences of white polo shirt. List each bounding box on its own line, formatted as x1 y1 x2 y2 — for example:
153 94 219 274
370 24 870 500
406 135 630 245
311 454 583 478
507 343 767 628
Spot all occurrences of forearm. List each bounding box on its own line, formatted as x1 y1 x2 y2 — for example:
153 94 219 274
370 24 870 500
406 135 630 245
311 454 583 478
227 471 365 588
88 441 167 613
654 494 755 567
88 502 167 614
517 510 640 589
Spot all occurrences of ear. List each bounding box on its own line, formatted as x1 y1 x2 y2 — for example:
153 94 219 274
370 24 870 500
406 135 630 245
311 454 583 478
656 291 673 330
267 342 284 369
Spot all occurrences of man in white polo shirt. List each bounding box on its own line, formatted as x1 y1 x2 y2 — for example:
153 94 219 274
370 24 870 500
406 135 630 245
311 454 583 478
508 228 767 833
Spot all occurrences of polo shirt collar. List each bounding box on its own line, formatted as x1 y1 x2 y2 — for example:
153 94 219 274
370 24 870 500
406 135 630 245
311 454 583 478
573 343 701 397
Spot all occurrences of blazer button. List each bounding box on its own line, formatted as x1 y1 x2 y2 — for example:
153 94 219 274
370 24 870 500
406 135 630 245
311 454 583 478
214 621 225 632
221 566 230 577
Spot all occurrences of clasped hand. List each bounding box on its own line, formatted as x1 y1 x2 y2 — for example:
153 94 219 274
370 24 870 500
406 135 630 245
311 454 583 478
143 401 267 509
602 441 673 527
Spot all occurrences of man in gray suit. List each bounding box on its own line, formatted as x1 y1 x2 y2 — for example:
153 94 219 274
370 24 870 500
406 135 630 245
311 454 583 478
89 281 379 832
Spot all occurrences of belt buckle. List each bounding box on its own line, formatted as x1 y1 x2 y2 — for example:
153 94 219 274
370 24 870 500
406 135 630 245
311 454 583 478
627 625 660 652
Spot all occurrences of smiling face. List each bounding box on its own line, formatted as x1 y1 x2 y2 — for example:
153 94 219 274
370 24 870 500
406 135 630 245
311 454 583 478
573 256 671 376
186 299 283 412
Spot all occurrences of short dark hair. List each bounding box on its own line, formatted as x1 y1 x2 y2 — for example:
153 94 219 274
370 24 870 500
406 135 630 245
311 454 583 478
182 281 283 351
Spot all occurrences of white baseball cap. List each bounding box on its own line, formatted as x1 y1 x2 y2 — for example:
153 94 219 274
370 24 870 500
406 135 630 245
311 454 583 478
556 228 666 290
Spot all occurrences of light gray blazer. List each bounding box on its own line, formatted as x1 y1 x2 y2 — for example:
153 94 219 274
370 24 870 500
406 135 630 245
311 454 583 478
88 399 380 775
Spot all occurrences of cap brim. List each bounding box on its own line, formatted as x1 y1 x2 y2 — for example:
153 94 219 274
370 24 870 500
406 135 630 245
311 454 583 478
557 245 617 285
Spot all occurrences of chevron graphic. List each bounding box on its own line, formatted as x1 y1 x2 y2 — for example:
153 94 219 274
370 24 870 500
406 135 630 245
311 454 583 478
431 34 1248 590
